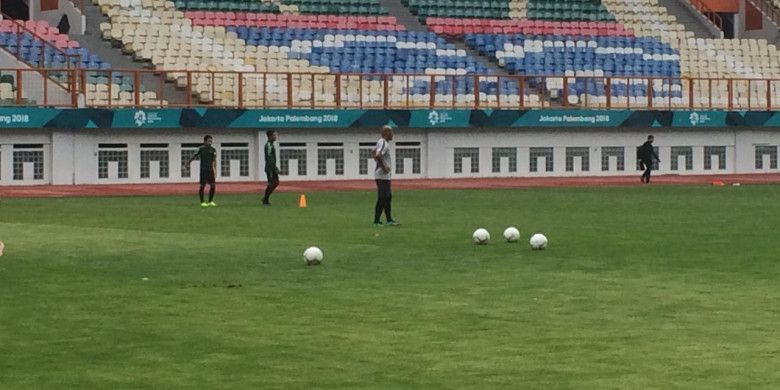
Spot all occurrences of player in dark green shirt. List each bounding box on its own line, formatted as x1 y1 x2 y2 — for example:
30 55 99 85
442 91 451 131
262 130 279 205
184 135 217 207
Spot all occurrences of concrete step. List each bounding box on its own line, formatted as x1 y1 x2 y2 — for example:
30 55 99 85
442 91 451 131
656 0 720 38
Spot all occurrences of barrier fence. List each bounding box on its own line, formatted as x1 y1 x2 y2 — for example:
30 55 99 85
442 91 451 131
1 68 779 111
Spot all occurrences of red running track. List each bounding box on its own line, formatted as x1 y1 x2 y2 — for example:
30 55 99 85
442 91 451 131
1 174 779 198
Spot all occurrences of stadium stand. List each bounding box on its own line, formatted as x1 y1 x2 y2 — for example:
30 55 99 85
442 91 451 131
0 17 162 106
408 0 780 108
279 0 387 15
604 0 780 107
95 0 528 107
0 0 775 108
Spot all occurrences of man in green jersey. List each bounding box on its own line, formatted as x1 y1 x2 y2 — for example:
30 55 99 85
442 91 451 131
262 130 279 206
184 135 217 207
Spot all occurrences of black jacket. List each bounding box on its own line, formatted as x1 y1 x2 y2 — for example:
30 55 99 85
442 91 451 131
637 141 658 162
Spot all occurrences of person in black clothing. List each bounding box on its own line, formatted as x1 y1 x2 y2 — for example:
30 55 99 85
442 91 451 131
184 135 217 207
57 14 70 34
262 130 279 205
638 135 660 184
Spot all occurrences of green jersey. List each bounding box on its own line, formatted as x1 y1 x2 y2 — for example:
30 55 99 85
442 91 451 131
195 145 216 171
264 141 277 171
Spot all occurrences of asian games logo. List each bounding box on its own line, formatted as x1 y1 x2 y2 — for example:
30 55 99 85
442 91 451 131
689 112 700 126
134 110 147 127
428 110 440 126
688 112 711 126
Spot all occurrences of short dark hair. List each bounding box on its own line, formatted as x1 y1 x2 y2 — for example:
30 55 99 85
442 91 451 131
204 135 213 142
266 130 276 138
647 135 654 140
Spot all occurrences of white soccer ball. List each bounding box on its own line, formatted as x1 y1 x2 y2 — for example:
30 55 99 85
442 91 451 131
303 246 323 265
473 228 490 245
503 227 520 242
529 233 548 250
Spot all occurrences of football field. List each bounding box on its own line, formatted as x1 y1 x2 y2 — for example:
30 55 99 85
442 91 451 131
1 185 779 388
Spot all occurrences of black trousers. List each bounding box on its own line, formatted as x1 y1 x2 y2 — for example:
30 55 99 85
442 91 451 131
263 169 280 203
640 160 653 183
374 179 392 222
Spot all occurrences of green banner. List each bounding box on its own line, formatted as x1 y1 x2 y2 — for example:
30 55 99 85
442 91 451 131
230 109 364 128
408 110 472 128
0 108 59 128
111 109 183 128
513 110 632 127
0 108 779 130
671 111 729 127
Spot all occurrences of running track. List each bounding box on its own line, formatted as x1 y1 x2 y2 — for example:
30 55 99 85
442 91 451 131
1 174 779 198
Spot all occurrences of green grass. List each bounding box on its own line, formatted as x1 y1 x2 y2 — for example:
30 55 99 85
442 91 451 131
1 186 780 389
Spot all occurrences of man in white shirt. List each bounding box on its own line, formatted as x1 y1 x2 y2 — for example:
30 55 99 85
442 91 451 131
373 125 398 226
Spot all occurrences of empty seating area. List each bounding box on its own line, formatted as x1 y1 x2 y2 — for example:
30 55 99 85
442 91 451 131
603 0 691 39
427 18 632 38
0 0 773 108
526 0 614 21
602 0 780 107
403 0 510 19
471 34 680 76
0 19 161 106
231 27 490 74
279 0 386 15
173 0 280 12
186 11 403 30
0 73 33 105
0 19 79 49
469 33 682 106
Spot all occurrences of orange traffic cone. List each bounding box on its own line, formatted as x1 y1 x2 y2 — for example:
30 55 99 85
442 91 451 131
298 194 307 208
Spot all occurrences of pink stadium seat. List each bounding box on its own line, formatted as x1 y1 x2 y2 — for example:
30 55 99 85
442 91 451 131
425 18 634 37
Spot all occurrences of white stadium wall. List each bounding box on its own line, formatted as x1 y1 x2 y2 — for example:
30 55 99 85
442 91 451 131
1 128 779 185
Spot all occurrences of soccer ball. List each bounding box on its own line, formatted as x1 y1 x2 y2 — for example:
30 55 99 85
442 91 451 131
303 246 323 265
529 233 548 250
472 228 490 245
503 227 520 242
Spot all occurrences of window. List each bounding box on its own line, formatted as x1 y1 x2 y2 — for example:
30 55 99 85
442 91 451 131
280 143 307 176
703 146 726 170
601 147 625 171
12 144 44 180
565 147 589 172
529 147 554 172
755 145 778 169
670 146 693 171
98 144 128 179
454 147 479 173
492 147 517 173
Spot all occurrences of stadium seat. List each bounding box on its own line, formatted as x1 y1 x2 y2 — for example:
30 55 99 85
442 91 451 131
0 18 163 106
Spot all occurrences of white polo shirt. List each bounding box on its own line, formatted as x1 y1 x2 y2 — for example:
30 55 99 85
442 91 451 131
373 138 392 180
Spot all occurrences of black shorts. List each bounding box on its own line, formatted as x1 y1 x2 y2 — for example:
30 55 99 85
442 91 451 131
199 169 215 185
266 169 279 184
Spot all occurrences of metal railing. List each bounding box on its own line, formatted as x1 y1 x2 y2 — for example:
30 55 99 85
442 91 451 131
0 15 82 70
0 15 82 105
687 0 725 32
2 68 780 111
0 68 78 106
